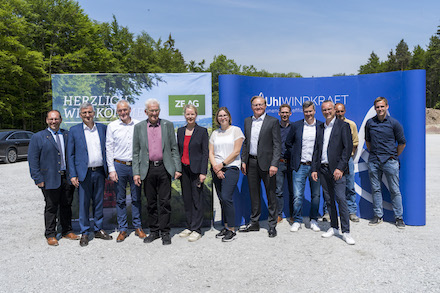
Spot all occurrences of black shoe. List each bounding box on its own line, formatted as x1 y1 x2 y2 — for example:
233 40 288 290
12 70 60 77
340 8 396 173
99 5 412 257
216 228 228 239
144 232 160 243
94 230 113 240
395 218 406 229
268 227 277 238
80 234 89 247
162 233 172 245
222 230 236 242
239 223 260 232
368 216 383 226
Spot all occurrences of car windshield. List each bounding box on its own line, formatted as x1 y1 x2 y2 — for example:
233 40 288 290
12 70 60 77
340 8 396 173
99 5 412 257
0 132 10 140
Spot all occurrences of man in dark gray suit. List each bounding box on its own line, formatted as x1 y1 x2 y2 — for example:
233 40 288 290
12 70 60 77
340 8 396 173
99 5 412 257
240 96 281 237
311 100 355 245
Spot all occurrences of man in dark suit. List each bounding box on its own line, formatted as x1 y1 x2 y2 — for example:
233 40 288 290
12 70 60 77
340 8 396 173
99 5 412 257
240 96 281 237
311 100 355 245
285 101 323 233
133 99 182 245
28 110 80 246
67 102 112 246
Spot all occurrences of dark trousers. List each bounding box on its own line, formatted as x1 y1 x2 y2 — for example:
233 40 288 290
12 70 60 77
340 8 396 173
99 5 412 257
319 165 350 233
41 175 75 238
78 167 105 235
212 166 239 228
143 164 171 234
247 157 278 228
180 164 204 234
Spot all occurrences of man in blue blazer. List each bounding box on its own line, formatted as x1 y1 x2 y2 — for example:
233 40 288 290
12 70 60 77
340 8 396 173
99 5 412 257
67 102 112 246
285 101 323 233
28 110 80 246
311 100 355 245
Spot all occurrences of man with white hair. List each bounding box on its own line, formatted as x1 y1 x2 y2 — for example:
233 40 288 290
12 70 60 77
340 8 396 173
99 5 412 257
106 100 146 242
132 99 182 245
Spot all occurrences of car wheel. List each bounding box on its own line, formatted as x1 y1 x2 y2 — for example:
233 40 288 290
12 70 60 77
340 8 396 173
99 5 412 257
6 148 17 163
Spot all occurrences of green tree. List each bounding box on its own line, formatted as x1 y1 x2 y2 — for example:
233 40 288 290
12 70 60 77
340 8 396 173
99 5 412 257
409 45 426 70
359 51 382 74
425 35 440 108
395 39 411 71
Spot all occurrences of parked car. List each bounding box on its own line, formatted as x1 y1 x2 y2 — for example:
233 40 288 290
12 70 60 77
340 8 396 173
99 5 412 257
0 130 34 163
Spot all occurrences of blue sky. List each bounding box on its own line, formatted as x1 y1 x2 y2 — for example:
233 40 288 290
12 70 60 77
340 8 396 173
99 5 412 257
75 0 440 77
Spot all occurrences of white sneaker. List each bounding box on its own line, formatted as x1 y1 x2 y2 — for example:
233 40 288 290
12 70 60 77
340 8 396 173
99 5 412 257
188 231 201 242
343 232 355 245
178 229 192 238
322 227 339 238
290 222 301 232
310 219 320 232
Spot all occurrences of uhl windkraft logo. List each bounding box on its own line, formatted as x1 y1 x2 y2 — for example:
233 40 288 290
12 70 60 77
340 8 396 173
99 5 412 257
168 95 205 115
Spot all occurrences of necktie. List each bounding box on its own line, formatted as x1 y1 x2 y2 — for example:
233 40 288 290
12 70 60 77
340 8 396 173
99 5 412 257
55 132 66 170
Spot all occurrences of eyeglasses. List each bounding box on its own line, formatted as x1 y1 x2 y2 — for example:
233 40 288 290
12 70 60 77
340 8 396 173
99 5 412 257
252 103 265 107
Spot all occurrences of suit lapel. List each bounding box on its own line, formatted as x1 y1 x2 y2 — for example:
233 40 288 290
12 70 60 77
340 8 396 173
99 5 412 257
161 119 166 151
258 115 270 141
45 129 58 150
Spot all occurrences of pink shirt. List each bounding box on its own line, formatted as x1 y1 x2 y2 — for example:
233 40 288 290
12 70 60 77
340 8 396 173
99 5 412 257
147 120 163 161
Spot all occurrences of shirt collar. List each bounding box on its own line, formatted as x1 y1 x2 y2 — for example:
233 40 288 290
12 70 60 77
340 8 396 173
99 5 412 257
325 117 336 128
252 112 266 121
304 119 316 126
83 123 96 131
47 128 62 135
119 118 134 126
147 119 161 127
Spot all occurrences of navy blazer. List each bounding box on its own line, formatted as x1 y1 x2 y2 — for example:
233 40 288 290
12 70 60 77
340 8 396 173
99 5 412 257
67 122 108 182
312 118 352 175
177 124 209 175
28 129 70 189
285 119 324 172
241 114 281 171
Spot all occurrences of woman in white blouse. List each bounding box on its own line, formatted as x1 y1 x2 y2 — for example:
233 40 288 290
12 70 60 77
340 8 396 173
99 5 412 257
209 107 244 242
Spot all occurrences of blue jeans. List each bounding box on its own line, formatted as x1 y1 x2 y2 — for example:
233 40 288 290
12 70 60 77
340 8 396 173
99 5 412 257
292 164 321 222
275 161 293 217
212 167 239 228
115 162 142 231
368 159 403 219
345 157 357 215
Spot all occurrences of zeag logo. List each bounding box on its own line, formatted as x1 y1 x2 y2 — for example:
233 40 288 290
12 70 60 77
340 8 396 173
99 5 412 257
168 95 205 115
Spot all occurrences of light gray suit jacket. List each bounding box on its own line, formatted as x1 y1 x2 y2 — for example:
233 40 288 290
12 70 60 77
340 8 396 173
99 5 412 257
132 118 181 180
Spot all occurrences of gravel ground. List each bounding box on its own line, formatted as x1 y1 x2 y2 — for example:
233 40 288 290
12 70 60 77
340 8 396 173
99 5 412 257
1 135 439 293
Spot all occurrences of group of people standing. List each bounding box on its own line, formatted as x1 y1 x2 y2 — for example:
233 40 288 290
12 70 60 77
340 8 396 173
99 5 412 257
28 95 406 247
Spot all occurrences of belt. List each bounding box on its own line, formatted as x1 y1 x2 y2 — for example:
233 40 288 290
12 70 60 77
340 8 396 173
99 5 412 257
280 158 287 163
88 166 104 171
115 159 132 166
149 160 163 167
301 161 311 166
249 155 258 160
321 163 329 168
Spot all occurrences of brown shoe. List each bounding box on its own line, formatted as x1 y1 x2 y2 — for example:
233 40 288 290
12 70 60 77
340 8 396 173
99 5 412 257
63 232 80 240
135 228 146 239
116 231 128 242
277 216 283 223
47 237 59 246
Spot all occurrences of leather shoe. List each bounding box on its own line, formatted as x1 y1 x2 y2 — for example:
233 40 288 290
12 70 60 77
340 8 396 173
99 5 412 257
94 230 113 240
62 232 80 240
268 227 277 238
135 228 146 239
116 231 127 242
277 216 283 223
162 233 172 245
144 232 160 243
47 237 59 246
239 223 260 232
80 234 89 247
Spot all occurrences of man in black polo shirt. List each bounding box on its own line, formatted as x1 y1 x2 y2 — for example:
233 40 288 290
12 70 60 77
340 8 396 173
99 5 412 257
365 97 406 229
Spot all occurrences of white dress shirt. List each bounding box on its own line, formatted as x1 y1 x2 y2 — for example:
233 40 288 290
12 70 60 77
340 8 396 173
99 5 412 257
321 117 336 164
106 118 139 172
250 113 266 156
83 123 103 168
301 119 316 163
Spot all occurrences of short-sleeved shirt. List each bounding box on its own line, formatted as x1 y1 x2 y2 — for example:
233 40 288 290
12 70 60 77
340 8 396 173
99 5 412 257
209 126 244 168
365 115 406 163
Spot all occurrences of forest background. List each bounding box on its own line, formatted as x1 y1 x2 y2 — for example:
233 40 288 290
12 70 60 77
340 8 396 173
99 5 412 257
1 0 440 131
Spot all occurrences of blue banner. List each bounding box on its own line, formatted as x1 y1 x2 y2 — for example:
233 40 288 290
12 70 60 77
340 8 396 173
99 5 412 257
219 70 426 226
